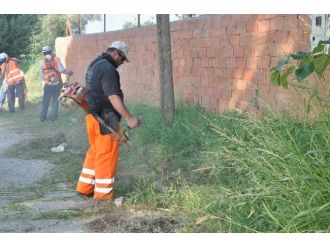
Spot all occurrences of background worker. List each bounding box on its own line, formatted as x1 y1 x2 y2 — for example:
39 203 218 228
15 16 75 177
0 71 6 107
76 41 140 200
0 52 25 113
39 45 73 121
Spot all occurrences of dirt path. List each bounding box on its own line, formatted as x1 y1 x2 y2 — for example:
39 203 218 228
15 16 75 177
0 118 178 233
0 119 96 232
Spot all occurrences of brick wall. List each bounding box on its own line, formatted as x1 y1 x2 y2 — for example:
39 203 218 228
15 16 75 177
56 14 312 113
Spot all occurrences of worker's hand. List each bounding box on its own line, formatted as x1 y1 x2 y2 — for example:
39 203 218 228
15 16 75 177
68 70 74 76
126 116 140 129
119 134 128 144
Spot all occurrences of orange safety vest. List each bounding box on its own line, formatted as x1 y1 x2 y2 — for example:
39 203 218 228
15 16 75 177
41 57 61 83
0 59 24 88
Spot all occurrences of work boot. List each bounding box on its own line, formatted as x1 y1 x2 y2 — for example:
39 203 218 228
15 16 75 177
77 192 94 199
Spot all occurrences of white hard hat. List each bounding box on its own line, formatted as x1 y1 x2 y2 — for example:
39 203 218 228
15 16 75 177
42 45 52 55
108 41 130 62
0 53 9 63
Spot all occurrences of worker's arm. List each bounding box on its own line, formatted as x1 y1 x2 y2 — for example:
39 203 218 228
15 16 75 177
108 95 139 128
57 59 73 75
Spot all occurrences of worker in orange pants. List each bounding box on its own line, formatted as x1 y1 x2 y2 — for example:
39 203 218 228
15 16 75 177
76 41 140 200
77 114 120 199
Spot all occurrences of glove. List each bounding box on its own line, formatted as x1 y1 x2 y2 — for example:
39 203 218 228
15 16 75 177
68 70 74 76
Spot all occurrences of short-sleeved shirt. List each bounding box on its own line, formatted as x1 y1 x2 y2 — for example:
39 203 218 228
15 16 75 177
86 53 123 118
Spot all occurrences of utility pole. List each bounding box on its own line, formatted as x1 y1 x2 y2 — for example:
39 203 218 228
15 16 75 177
138 14 141 27
78 14 81 34
65 15 72 36
104 14 106 32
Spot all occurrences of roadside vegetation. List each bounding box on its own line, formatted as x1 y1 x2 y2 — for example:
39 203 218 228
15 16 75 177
1 57 329 232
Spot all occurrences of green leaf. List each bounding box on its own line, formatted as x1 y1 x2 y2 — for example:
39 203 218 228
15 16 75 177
312 41 325 54
275 55 290 71
291 51 309 60
270 69 281 86
295 62 314 81
279 66 295 89
313 54 329 79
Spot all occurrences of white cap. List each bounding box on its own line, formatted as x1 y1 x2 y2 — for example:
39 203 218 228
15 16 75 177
108 41 130 62
0 53 8 62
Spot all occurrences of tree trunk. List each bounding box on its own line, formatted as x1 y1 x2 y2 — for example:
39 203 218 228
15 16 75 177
156 14 175 122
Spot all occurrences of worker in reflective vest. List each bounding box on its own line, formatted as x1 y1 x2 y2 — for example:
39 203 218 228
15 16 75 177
0 52 25 113
39 45 73 121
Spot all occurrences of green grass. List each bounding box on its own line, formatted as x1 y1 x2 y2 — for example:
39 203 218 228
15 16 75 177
123 106 330 232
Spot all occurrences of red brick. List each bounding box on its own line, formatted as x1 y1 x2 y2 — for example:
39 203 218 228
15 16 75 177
226 26 236 36
205 17 214 28
213 27 227 37
257 20 271 32
216 57 226 68
199 48 207 58
218 99 228 113
283 15 298 30
246 21 258 33
246 58 258 69
232 15 242 22
191 48 199 58
209 58 217 68
221 15 232 26
207 48 215 58
235 23 246 34
243 46 255 57
270 57 280 67
270 16 284 31
234 69 244 79
200 38 210 48
215 68 224 80
255 69 267 81
274 31 289 43
257 56 271 69
229 35 240 46
243 69 254 80
225 57 236 69
234 47 244 57
253 14 275 21
201 58 209 68
240 33 251 45
297 15 311 31
279 43 294 54
241 15 253 22
293 43 310 52
236 58 247 68
210 37 221 48
223 46 234 57
224 69 234 79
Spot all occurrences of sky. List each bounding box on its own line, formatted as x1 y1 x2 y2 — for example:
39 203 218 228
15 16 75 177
85 14 155 33
85 14 180 33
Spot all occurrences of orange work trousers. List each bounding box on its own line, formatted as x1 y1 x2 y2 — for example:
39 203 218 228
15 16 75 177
76 113 120 199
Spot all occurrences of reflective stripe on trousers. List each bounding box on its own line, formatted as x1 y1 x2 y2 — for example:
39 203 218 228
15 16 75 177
76 113 120 199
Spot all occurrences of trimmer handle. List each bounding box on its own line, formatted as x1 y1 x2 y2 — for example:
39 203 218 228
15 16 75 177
122 116 143 140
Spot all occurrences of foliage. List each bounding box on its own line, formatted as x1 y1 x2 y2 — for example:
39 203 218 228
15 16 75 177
270 40 330 87
29 14 100 57
126 106 330 232
122 16 156 29
174 14 203 20
270 40 330 114
0 15 39 57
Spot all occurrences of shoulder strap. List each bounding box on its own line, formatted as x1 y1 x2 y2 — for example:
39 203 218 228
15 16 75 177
89 58 108 70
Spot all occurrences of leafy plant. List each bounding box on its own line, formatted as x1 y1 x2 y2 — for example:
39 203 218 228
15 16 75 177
271 40 330 87
270 40 330 114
